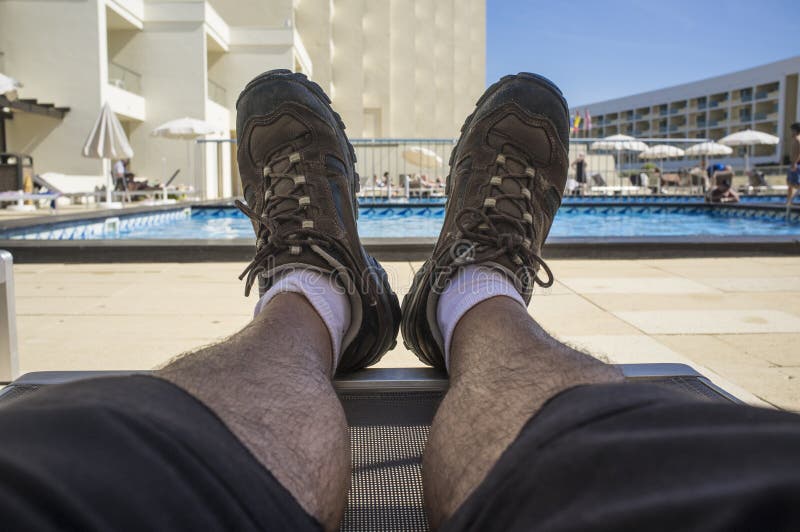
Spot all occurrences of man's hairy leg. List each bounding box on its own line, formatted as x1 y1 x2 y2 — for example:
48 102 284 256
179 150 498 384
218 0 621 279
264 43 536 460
158 293 349 530
424 296 623 528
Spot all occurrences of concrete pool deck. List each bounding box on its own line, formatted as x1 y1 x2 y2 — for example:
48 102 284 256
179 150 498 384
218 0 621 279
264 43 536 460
10 257 800 410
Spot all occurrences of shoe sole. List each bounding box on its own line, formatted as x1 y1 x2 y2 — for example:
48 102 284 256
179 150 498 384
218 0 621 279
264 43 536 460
402 73 568 369
237 70 400 372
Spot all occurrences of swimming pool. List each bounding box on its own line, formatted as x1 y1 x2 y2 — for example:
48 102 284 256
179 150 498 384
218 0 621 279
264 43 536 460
2 203 798 240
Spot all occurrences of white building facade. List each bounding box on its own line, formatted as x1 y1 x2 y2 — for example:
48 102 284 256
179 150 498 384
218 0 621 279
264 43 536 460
571 57 800 166
0 0 485 198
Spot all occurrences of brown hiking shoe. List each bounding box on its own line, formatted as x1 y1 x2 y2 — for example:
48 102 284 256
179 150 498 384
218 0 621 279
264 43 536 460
401 73 570 370
235 70 400 372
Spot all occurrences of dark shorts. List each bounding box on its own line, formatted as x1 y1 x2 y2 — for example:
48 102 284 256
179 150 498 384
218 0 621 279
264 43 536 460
0 376 320 531
788 169 800 186
1 378 800 531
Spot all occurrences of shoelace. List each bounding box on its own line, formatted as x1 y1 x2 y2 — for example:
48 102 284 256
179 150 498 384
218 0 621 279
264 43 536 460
235 151 342 296
449 152 554 290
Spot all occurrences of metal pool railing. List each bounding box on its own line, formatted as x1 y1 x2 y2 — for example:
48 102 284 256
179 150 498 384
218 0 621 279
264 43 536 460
352 139 455 199
350 136 791 200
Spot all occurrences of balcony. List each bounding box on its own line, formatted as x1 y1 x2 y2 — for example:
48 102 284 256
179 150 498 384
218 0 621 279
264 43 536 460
754 112 778 122
755 90 779 100
109 62 142 95
107 62 145 121
208 79 227 107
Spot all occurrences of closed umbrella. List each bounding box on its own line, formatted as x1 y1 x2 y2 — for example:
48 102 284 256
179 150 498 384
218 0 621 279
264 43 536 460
639 145 685 194
590 134 648 186
152 118 220 198
0 73 22 101
719 129 780 171
82 102 133 207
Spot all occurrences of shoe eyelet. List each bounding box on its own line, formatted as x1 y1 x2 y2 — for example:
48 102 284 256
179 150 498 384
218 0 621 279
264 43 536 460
289 245 302 255
299 196 311 207
490 176 503 186
302 220 314 229
523 213 533 224
483 198 496 208
523 238 532 250
264 190 272 201
495 154 506 165
289 153 302 163
293 175 306 185
522 188 531 199
525 167 536 177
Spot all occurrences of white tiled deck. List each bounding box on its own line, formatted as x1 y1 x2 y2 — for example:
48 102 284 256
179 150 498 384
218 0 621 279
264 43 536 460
10 257 800 410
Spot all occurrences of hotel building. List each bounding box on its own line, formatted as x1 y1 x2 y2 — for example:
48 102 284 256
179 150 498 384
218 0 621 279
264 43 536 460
0 0 485 198
572 56 800 166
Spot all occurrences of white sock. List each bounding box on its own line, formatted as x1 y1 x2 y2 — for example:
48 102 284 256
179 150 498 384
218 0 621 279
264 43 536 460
436 265 525 371
254 269 351 369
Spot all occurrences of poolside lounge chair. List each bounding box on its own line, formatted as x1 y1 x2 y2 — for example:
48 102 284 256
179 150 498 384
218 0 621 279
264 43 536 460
36 172 106 204
741 169 769 194
591 173 606 187
0 365 740 531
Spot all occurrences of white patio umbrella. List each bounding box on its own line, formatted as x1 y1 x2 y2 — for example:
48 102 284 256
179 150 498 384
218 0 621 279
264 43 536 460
0 73 22 101
719 129 780 171
152 118 220 197
639 145 685 194
151 117 219 139
82 102 133 207
590 134 648 186
402 146 443 169
684 141 733 157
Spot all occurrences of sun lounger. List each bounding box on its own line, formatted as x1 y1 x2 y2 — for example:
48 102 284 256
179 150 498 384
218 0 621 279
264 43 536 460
0 364 739 531
37 172 106 204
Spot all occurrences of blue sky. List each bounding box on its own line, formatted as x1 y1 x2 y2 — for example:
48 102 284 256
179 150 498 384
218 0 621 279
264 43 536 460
487 0 799 107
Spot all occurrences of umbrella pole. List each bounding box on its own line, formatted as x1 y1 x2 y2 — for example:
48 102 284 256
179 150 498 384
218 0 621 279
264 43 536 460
104 158 112 204
658 158 663 195
186 141 195 200
746 146 751 172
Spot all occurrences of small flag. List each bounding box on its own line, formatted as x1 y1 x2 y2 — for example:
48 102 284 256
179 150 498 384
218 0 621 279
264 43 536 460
585 109 592 132
572 111 582 135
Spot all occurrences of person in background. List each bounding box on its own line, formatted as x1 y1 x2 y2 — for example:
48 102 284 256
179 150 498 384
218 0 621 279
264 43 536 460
571 153 587 186
706 164 739 203
706 162 725 181
788 122 800 205
112 158 128 191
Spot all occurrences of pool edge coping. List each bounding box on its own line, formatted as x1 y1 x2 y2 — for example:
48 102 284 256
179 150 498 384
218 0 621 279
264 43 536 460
1 236 798 263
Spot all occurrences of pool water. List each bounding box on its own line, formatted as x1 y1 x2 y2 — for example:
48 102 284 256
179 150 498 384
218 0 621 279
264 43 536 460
2 204 798 241
120 205 799 239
